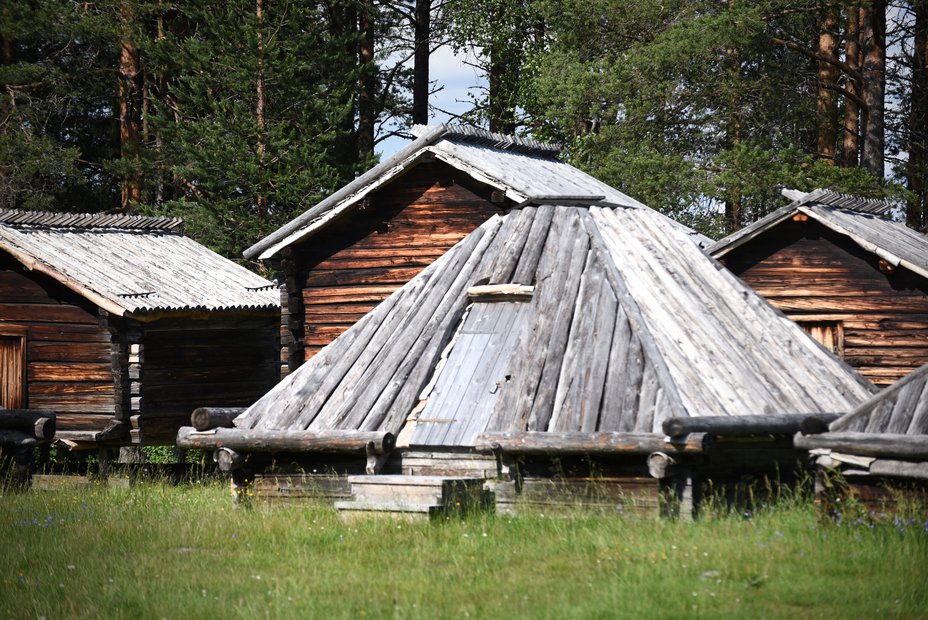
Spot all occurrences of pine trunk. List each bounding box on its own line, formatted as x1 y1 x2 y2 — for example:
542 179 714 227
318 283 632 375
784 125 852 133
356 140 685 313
859 1 885 178
255 0 267 218
841 6 861 167
908 2 928 230
411 0 430 126
816 6 839 163
118 2 143 211
724 0 742 232
357 0 376 161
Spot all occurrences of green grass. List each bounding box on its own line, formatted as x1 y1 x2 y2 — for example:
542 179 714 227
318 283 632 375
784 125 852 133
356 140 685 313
1 481 926 619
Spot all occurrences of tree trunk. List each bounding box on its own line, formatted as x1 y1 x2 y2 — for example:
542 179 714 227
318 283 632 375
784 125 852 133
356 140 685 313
724 0 742 232
816 6 840 163
842 5 861 167
118 2 143 211
859 0 885 178
255 0 267 218
411 0 430 126
907 1 928 230
357 0 376 161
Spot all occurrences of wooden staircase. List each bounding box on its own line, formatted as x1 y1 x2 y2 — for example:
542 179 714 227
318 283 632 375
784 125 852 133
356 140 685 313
334 475 489 519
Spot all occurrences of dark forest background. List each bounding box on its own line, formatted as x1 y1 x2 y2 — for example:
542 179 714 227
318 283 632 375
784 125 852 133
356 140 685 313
1 1 925 262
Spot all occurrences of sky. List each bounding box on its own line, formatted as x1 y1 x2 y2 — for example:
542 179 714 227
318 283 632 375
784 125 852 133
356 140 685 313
376 44 486 159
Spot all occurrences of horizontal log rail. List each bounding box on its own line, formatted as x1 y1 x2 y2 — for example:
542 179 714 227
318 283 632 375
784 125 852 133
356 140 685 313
662 413 842 439
176 426 395 455
0 429 37 447
794 432 928 459
190 407 246 432
0 409 56 440
474 431 709 456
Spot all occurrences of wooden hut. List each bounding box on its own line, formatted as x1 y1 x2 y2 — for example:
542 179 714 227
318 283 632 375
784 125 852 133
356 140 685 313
709 188 928 387
795 364 928 516
0 209 279 449
181 201 874 517
243 124 708 376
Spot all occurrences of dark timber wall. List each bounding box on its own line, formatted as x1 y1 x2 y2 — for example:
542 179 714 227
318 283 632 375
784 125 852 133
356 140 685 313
0 254 116 432
720 219 928 386
138 318 279 443
279 161 504 372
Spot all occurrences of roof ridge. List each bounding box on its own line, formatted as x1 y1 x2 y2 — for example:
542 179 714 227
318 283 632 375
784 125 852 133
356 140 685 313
0 209 183 231
441 124 562 157
805 188 894 217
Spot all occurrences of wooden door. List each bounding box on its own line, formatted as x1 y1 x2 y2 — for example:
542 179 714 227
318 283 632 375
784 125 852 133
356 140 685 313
798 321 844 357
0 334 25 408
409 301 528 447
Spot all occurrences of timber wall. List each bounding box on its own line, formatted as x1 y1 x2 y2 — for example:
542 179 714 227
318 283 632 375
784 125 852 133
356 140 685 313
0 254 116 432
721 220 928 386
139 317 279 443
283 162 503 370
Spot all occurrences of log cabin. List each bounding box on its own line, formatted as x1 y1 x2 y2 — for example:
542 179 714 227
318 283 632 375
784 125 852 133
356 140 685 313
243 124 709 376
709 188 928 387
0 209 279 449
795 363 928 516
182 200 874 517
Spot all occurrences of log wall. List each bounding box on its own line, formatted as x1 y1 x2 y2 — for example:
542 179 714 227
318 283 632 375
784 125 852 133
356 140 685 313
721 220 928 386
284 162 503 368
0 255 116 432
139 317 279 443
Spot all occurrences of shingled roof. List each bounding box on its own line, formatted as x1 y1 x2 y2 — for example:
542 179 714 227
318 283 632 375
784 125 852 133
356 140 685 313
0 209 278 318
243 124 713 261
709 189 928 280
235 202 873 448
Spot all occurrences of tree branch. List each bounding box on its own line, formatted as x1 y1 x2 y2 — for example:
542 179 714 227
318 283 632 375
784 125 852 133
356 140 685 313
770 36 862 82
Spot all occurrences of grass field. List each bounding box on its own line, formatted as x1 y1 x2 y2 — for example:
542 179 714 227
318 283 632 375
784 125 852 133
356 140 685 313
1 480 926 619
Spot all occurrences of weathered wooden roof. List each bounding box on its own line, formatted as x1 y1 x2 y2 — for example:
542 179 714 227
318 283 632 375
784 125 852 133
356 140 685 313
828 364 928 436
709 189 928 280
244 125 674 261
0 209 278 318
236 203 873 447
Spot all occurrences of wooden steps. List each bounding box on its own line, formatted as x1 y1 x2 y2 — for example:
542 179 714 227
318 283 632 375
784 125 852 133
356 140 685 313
335 475 488 519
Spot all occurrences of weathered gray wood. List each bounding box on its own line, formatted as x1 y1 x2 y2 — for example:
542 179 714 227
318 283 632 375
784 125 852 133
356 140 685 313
475 431 709 455
869 459 928 480
321 218 502 432
580 209 688 420
664 413 843 438
908 379 928 434
616 337 645 432
522 211 591 431
0 409 56 440
831 366 928 432
794 431 928 459
359 218 508 434
632 360 659 433
191 407 245 432
176 426 395 454
647 452 676 479
482 206 536 284
883 379 924 434
598 306 633 431
551 258 617 433
511 204 555 283
215 447 243 472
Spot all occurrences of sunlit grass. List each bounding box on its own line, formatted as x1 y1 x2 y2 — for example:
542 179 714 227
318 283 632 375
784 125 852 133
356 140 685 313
1 480 926 618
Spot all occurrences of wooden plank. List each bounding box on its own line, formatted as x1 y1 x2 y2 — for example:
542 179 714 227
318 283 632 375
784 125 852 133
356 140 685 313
511 204 556 283
475 431 709 455
795 431 928 458
176 426 395 454
598 306 633 431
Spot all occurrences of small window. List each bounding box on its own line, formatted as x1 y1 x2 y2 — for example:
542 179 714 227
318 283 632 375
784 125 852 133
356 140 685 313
798 320 844 357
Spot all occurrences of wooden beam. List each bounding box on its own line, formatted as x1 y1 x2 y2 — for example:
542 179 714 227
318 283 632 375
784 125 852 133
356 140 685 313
662 413 842 438
0 429 37 447
0 409 56 440
176 426 395 455
190 407 245 432
795 431 928 459
474 431 709 455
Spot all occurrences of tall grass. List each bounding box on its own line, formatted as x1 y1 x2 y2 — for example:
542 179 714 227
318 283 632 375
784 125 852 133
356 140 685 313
1 481 926 619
